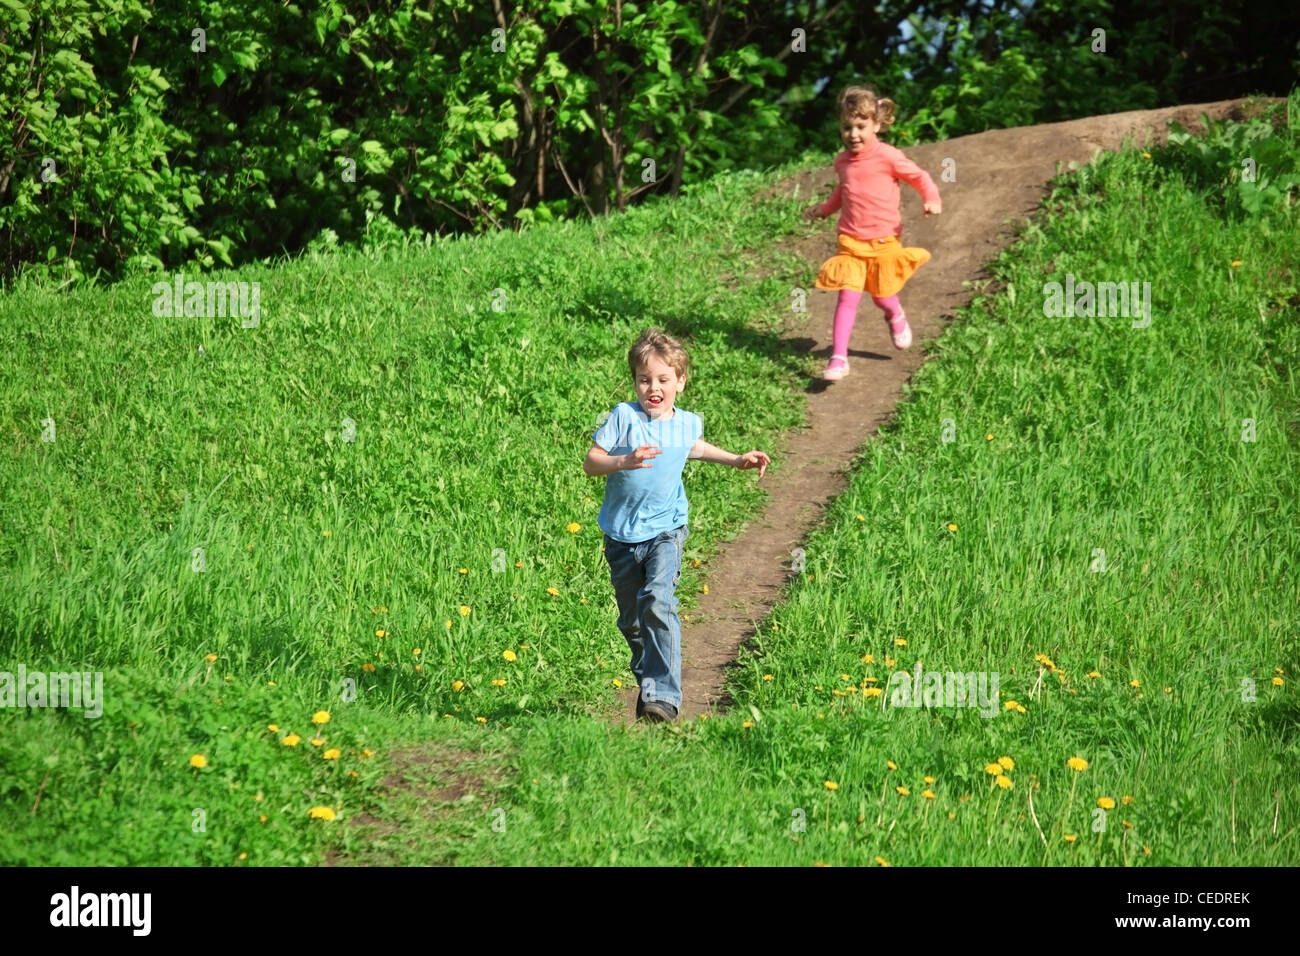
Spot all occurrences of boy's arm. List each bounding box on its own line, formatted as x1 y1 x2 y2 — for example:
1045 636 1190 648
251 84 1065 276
689 439 770 478
805 183 843 220
583 443 661 477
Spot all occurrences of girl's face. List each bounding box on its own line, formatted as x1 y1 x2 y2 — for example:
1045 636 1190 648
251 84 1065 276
840 114 881 153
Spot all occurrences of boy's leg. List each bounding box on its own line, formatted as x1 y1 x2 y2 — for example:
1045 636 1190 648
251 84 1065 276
635 526 687 712
603 536 646 684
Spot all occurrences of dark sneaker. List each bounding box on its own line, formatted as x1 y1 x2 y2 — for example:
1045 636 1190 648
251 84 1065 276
640 700 678 723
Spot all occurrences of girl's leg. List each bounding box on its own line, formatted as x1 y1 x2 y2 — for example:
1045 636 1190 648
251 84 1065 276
824 289 862 379
872 294 912 349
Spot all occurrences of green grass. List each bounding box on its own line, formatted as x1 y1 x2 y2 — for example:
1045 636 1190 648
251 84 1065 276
2 96 1298 867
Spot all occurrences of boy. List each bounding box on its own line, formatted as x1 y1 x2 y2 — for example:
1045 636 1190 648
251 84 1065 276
583 328 771 723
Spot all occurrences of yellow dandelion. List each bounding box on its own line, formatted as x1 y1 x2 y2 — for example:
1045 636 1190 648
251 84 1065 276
1143 845 1152 856
267 723 279 732
1122 795 1134 805
861 653 875 664
189 754 208 769
896 786 910 796
947 523 957 532
204 653 218 663
312 711 330 725
984 762 1001 775
452 680 465 691
998 756 1014 771
864 687 883 697
579 597 588 604
995 775 1013 790
546 587 559 597
1276 667 1285 675
700 584 709 594
323 748 341 760
812 862 831 867
612 679 622 688
923 775 935 784
922 789 936 799
259 814 268 823
1122 819 1134 830
1130 679 1141 689
1164 686 1172 694
1015 703 1026 713
565 522 581 533
742 720 754 729
444 619 452 629
885 657 896 668
762 674 774 682
1231 259 1242 267
514 560 524 568
1087 670 1101 679
267 680 277 687
985 433 994 441
360 749 374 758
414 665 422 672
347 770 359 780
856 514 865 522
1067 756 1088 771
362 661 376 673
894 638 907 647
476 716 487 724
1272 676 1284 686
874 856 889 867
1141 151 1151 159
502 649 517 662
458 605 470 616
491 678 507 687
1097 796 1116 810
824 780 839 791
863 676 879 684
375 629 386 638
282 734 301 747
322 530 331 538
412 648 421 656
1063 833 1077 843
947 811 956 820
308 806 336 821
310 737 324 747
886 760 898 771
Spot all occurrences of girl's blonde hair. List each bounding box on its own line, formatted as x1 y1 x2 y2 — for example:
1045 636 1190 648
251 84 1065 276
628 327 690 381
838 85 896 130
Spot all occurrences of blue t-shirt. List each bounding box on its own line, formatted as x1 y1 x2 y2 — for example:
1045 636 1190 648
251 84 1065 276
593 401 703 543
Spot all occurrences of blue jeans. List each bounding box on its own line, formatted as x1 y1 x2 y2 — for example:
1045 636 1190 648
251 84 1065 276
603 525 687 709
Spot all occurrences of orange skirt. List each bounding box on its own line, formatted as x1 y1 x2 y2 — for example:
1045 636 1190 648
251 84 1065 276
814 233 930 297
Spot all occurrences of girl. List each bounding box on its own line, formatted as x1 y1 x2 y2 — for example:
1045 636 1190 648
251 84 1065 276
804 85 942 380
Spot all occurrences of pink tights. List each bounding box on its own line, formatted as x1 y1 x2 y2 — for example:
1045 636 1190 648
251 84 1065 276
831 291 902 359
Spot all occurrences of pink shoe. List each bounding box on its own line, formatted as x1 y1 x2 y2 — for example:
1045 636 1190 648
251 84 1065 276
822 355 850 381
888 314 912 349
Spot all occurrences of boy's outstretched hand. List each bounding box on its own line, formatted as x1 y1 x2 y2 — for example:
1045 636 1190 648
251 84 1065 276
802 203 824 221
736 450 771 479
923 201 942 216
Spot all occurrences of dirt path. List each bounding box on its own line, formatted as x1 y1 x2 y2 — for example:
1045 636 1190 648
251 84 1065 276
619 98 1260 723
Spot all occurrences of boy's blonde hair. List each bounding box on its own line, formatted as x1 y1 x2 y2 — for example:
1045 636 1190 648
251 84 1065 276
628 327 690 381
838 85 896 130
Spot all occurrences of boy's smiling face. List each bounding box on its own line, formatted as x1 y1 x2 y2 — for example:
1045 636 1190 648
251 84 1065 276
634 352 686 420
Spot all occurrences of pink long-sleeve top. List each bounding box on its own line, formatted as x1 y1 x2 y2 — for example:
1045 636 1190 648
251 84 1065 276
816 142 941 240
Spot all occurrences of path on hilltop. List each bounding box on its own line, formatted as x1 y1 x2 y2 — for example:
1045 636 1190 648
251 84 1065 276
617 99 1260 723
